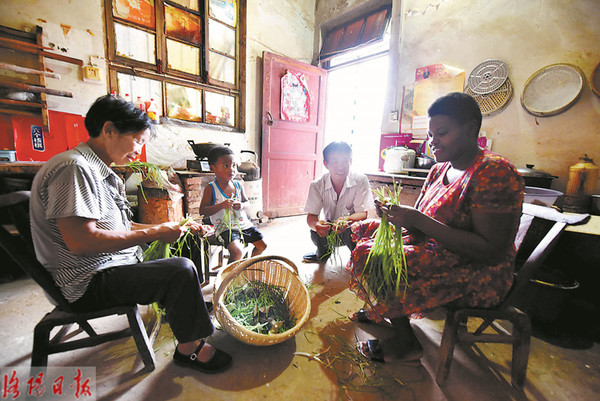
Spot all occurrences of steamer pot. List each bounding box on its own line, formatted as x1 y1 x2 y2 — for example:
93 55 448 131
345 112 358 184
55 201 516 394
517 164 557 189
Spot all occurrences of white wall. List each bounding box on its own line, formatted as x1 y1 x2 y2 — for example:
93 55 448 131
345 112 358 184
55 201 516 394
394 0 600 192
0 0 317 168
315 0 600 192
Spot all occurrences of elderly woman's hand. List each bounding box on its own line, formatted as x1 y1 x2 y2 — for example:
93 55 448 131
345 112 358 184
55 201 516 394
380 203 420 229
185 220 215 237
155 221 188 243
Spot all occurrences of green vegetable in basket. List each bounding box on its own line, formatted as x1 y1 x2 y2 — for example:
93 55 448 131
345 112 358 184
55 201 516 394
224 279 297 335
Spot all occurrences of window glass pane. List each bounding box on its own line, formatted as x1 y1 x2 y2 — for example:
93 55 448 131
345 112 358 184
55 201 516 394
209 19 235 56
205 91 235 125
165 4 202 44
209 52 235 84
115 23 156 64
117 73 162 114
339 20 364 50
209 0 236 27
170 0 199 12
166 83 202 122
322 27 343 55
112 0 155 28
329 29 390 68
362 9 389 43
167 39 200 75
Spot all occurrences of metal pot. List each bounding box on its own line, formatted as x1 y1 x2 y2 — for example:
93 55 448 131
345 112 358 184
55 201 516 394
187 140 219 159
415 155 436 169
517 164 558 189
238 150 260 181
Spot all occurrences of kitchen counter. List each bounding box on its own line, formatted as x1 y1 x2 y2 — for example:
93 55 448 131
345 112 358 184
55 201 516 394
365 171 427 208
365 171 427 186
0 161 44 176
0 161 133 177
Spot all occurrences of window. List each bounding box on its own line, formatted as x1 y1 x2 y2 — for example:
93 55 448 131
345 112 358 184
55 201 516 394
321 6 391 172
104 0 246 130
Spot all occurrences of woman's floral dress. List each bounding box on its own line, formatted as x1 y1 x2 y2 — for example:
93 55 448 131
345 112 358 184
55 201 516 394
346 150 524 321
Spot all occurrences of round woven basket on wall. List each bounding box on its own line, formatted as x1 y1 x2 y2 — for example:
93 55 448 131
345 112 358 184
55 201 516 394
213 255 311 346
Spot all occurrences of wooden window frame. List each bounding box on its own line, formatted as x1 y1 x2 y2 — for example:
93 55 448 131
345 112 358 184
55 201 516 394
104 0 246 131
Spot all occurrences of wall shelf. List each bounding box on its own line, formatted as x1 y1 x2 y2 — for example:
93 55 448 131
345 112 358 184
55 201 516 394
0 25 82 131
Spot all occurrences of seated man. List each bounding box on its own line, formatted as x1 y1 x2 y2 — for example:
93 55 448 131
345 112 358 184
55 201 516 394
303 141 374 263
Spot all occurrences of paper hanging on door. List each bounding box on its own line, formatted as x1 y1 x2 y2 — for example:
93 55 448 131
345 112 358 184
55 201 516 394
281 70 310 123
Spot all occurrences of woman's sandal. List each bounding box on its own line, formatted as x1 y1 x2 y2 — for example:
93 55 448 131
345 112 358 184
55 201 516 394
357 339 385 363
173 339 232 373
349 309 393 327
349 308 371 323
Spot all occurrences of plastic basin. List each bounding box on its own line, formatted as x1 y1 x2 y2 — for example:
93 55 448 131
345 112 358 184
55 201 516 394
524 186 563 205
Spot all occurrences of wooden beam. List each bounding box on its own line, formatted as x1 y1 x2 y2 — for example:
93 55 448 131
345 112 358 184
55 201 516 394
0 36 54 51
0 98 43 108
0 81 73 97
0 62 61 79
0 41 83 66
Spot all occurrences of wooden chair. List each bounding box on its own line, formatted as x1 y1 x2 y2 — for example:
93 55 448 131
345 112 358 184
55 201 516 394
0 191 161 372
201 231 252 282
435 203 590 389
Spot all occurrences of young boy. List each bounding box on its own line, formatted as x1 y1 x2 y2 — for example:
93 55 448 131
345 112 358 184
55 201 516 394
200 146 267 263
303 141 374 263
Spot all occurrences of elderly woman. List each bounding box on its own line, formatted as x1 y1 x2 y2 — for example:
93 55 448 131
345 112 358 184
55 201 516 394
347 92 524 361
29 95 231 373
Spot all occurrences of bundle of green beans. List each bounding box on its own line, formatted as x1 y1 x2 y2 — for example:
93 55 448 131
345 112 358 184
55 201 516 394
215 206 244 244
361 182 408 302
224 279 296 335
324 216 350 264
142 216 200 261
125 161 167 203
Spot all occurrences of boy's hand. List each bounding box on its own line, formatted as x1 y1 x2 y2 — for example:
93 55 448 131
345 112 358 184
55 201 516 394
220 198 236 210
315 220 331 237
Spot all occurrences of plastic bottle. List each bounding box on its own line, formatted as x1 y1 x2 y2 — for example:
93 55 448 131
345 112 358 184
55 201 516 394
110 90 117 97
146 98 160 124
124 93 132 103
134 96 146 112
566 154 599 195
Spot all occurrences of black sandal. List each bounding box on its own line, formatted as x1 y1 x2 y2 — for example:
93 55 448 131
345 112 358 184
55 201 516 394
173 340 232 373
357 339 385 363
349 309 371 323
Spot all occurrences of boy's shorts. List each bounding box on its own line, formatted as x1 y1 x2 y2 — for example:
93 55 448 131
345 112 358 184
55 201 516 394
218 226 263 247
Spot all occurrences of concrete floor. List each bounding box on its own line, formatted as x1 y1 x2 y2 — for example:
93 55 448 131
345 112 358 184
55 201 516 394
1 214 600 401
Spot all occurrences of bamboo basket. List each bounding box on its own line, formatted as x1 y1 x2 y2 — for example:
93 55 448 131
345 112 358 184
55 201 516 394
213 255 311 346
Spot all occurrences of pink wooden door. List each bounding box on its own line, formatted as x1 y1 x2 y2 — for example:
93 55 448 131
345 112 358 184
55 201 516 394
261 52 327 218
